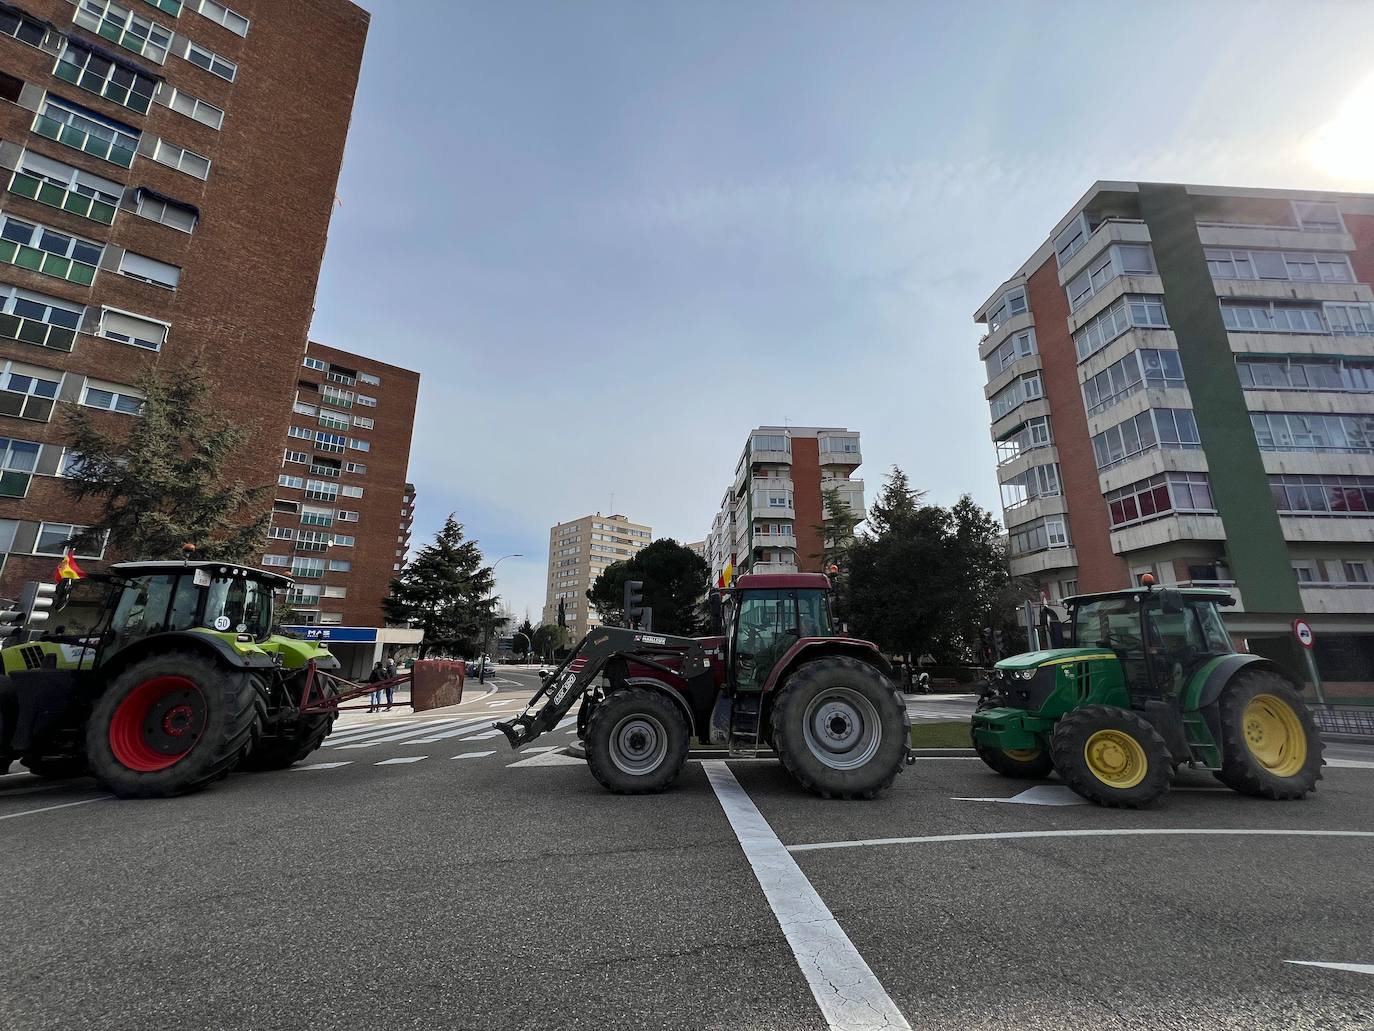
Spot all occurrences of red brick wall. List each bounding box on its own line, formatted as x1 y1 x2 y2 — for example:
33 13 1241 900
0 0 369 596
1025 258 1130 592
792 437 823 572
1344 213 1374 288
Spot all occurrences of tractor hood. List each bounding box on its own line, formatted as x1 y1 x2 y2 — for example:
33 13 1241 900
995 647 1114 672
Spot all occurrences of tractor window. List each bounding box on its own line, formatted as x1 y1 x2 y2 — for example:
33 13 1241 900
204 577 272 640
44 577 111 640
1073 597 1141 651
796 590 833 638
1188 600 1233 654
166 576 201 632
110 575 177 641
734 589 797 691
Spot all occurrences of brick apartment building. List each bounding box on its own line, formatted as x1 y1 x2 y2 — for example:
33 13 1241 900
705 426 864 584
0 0 368 594
266 341 418 629
543 512 651 640
975 180 1374 687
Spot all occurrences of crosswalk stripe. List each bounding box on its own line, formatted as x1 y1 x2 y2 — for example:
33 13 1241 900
375 756 427 765
452 751 495 760
331 717 492 749
461 729 505 741
291 761 353 771
407 722 505 744
325 717 471 746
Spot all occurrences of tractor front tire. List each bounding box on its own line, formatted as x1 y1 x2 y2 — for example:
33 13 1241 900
972 736 1055 779
85 651 258 799
238 675 338 772
1050 705 1171 808
585 687 689 794
1214 671 1323 800
771 656 907 800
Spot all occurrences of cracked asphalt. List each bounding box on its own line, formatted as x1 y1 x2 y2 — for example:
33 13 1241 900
3 676 1372 1031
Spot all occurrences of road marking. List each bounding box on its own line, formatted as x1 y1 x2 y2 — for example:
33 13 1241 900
452 751 495 760
332 717 492 748
703 760 912 1031
486 700 509 707
1326 758 1374 769
374 756 427 765
0 796 110 821
326 717 474 746
954 785 1087 806
507 749 583 768
407 720 509 744
461 730 505 741
1285 961 1374 976
291 762 353 771
788 828 1374 853
519 746 560 754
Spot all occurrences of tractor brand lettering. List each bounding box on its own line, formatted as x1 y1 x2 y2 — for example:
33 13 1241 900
639 635 667 645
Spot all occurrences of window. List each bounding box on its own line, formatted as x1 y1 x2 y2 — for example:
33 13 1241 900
99 308 168 350
352 416 373 429
323 585 347 599
332 534 355 547
319 612 343 625
291 559 324 579
1082 349 1185 415
55 41 159 113
1236 356 1374 393
984 329 1037 380
1072 295 1168 362
348 439 370 452
989 372 1043 421
36 97 141 167
1270 475 1374 517
268 525 294 540
0 435 40 497
74 1 173 63
336 510 359 522
115 251 181 289
1252 412 1374 454
151 139 211 180
1008 516 1071 557
81 378 143 414
1220 301 1326 334
0 285 84 352
1054 213 1096 266
183 39 237 81
1324 303 1374 336
995 415 1053 465
327 368 357 385
305 479 338 501
818 435 860 454
35 522 104 557
345 462 367 474
355 394 377 407
1068 245 1158 313
328 559 351 572
1294 201 1343 233
161 85 225 129
287 425 313 440
12 151 122 224
1105 472 1214 529
985 287 1027 334
261 554 288 567
318 411 349 431
278 474 303 489
1205 248 1353 284
1344 561 1371 584
1000 462 1061 509
315 431 346 454
134 191 198 234
272 500 298 514
192 0 249 35
299 506 332 527
0 7 49 47
321 386 353 408
341 485 363 499
0 359 61 422
1092 408 1200 470
296 530 331 552
303 356 327 372
359 372 380 386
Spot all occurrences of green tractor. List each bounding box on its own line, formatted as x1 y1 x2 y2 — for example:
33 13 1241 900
0 560 341 798
971 578 1323 808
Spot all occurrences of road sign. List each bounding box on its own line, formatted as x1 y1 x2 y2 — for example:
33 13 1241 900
1293 619 1315 650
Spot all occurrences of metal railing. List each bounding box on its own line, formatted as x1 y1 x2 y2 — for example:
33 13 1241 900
1311 705 1374 739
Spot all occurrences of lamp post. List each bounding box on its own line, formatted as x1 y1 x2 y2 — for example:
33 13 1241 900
481 553 521 683
513 630 534 663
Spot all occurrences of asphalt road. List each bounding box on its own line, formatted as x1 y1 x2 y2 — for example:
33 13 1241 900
3 671 1372 1031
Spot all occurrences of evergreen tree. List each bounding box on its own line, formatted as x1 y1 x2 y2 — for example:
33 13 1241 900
61 359 268 560
864 465 923 536
586 538 710 635
382 515 496 658
514 617 537 658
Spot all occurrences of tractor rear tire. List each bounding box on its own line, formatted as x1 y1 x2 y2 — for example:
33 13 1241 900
585 687 689 794
771 656 907 800
1050 705 1171 808
21 753 88 779
1213 670 1323 800
85 651 258 799
238 675 338 772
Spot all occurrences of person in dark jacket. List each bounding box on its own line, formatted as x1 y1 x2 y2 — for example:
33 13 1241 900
367 661 385 713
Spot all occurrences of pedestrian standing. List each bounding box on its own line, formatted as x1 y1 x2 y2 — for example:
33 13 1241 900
368 660 384 713
383 654 397 711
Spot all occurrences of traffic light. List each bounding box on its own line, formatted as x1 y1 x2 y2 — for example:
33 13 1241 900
20 581 58 632
623 580 650 631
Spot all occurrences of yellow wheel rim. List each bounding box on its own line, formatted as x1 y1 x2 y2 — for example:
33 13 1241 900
1242 693 1307 777
1083 729 1147 789
1004 748 1041 761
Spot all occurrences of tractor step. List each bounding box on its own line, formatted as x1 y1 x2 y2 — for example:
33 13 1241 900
728 695 762 757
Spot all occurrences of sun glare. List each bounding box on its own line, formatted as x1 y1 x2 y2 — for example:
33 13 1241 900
1305 73 1374 185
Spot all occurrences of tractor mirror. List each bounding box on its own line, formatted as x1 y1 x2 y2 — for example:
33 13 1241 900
708 592 723 635
1159 589 1184 614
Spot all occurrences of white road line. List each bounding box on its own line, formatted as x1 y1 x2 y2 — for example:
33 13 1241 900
333 717 491 749
0 796 110 821
1326 758 1374 769
788 828 1374 853
290 762 353 771
451 751 495 760
703 760 912 1031
553 715 578 731
507 749 582 768
374 756 427 766
1285 961 1374 976
407 720 511 744
326 718 470 746
461 730 505 741
485 700 509 707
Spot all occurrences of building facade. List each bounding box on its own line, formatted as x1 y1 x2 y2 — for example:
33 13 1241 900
266 341 418 628
705 426 864 584
975 180 1374 686
542 512 651 640
397 480 414 568
0 0 369 595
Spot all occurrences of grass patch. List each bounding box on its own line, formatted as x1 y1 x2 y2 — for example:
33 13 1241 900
909 721 972 748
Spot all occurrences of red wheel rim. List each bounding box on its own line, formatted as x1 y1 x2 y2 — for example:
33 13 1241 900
108 676 208 772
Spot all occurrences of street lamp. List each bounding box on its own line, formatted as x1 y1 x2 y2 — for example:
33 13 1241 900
481 553 522 683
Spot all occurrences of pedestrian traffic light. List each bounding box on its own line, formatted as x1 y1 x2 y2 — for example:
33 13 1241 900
624 580 647 629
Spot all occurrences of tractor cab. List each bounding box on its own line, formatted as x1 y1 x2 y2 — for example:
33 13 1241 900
716 573 837 692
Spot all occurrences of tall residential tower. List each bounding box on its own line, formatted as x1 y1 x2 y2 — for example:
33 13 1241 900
543 512 651 640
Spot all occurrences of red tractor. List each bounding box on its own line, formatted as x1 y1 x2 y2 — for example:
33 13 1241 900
496 573 911 798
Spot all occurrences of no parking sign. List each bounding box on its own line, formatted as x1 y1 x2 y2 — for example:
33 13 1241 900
1293 619 1315 650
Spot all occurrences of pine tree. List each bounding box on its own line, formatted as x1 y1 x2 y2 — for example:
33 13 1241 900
382 516 496 658
812 487 860 570
864 465 923 537
61 358 269 560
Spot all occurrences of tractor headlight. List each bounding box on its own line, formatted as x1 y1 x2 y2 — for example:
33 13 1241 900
1018 669 1035 680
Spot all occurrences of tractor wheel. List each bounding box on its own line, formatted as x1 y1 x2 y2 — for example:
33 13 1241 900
770 656 907 800
1213 670 1323 799
972 737 1055 779
1049 705 1171 808
238 675 338 772
85 651 258 799
585 687 689 794
21 753 88 780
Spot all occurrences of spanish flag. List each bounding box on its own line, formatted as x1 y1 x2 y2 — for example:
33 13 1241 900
721 557 734 588
55 550 84 583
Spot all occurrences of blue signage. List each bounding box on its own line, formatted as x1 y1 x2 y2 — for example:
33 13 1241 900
283 625 378 644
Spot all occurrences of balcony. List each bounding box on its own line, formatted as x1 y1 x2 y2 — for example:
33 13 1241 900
749 559 799 575
978 310 1034 360
31 114 137 169
309 464 340 479
752 490 794 520
0 238 97 286
1196 222 1356 256
1298 584 1374 615
1280 516 1374 545
1009 546 1078 578
818 437 861 466
0 312 75 353
1057 218 1151 286
8 172 117 225
1109 514 1227 554
754 530 797 550
1212 279 1374 306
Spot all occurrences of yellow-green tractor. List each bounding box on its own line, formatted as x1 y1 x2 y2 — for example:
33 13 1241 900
972 579 1323 807
0 561 340 797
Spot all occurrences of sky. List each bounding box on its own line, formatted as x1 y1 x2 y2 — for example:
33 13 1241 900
309 0 1374 621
